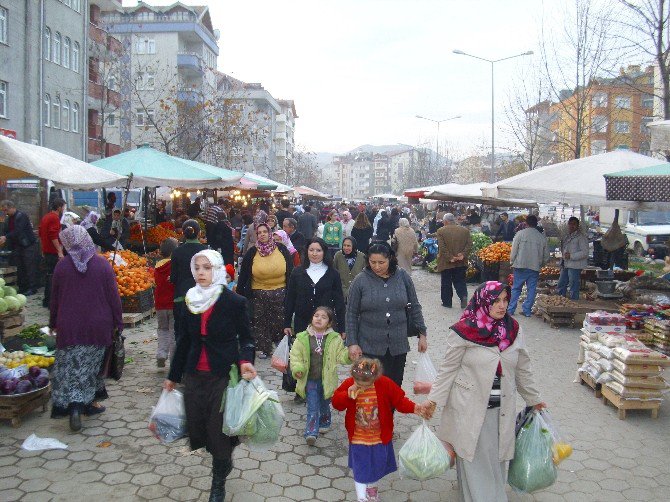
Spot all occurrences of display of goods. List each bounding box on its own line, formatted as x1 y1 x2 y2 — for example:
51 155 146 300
477 242 511 263
146 225 179 245
466 266 478 279
579 329 598 342
620 304 656 316
0 351 54 369
609 370 668 390
611 358 663 377
536 294 578 309
613 346 670 366
103 250 148 270
469 233 492 258
605 381 663 400
584 322 626 334
158 221 176 231
0 366 49 395
540 266 561 276
585 311 626 326
115 267 154 298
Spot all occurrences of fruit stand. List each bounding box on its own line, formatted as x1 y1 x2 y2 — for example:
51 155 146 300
0 283 28 342
0 353 54 427
103 250 156 327
475 242 512 282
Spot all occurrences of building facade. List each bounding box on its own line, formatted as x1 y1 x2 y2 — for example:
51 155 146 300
0 0 87 159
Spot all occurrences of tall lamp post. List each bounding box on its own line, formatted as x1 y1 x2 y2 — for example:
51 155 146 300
415 114 461 168
453 49 533 183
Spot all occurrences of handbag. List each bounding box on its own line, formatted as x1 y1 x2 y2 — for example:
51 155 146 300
405 302 421 338
281 336 297 392
109 330 126 380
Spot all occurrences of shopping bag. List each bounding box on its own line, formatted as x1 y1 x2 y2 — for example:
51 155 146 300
243 390 285 450
508 411 558 493
282 336 297 392
222 376 272 436
398 421 452 480
413 353 437 394
148 389 187 444
271 335 290 374
538 410 573 465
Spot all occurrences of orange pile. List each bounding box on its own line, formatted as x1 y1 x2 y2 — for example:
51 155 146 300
477 242 512 263
103 250 148 272
146 224 179 245
115 267 155 297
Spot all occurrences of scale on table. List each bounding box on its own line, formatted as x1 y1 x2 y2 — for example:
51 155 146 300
594 269 624 299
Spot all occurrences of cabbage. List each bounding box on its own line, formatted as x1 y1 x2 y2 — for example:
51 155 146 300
5 297 19 311
0 278 5 288
508 413 558 493
0 288 4 298
15 294 27 308
0 298 7 314
244 393 284 449
398 422 452 480
3 286 17 297
0 377 19 395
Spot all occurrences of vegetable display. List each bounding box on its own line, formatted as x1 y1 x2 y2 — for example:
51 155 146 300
477 242 512 263
0 351 54 369
0 365 50 395
470 232 493 259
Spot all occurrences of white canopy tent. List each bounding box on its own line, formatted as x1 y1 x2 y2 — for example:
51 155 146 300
0 135 127 188
425 182 537 208
481 150 667 209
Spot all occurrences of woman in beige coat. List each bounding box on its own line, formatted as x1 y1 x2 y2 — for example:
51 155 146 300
391 218 418 275
332 236 366 301
425 281 545 502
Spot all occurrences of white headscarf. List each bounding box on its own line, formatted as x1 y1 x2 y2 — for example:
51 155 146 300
81 211 100 230
185 250 228 314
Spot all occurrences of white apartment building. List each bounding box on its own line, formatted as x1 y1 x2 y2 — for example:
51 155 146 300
99 1 220 158
334 153 373 201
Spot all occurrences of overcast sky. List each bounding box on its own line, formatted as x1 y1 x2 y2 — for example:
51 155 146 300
126 0 553 155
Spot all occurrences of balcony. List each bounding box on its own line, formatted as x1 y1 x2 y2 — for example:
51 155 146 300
177 53 203 77
177 89 204 107
89 23 107 46
88 83 121 108
88 123 102 139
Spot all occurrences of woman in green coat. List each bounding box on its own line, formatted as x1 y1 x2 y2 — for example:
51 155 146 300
333 236 366 301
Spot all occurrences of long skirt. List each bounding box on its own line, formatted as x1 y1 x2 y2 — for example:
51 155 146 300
51 345 106 416
251 287 286 355
348 442 397 484
456 408 508 502
183 371 239 461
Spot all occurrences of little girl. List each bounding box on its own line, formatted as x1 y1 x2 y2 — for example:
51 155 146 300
290 306 350 446
332 358 430 502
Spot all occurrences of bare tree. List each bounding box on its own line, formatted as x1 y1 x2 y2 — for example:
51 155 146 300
284 146 320 187
540 0 618 161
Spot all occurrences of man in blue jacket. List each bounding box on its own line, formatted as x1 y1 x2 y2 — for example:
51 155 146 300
495 212 516 242
0 200 38 295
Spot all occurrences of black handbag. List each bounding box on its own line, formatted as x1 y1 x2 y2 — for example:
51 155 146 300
405 302 421 338
109 331 126 380
281 336 297 392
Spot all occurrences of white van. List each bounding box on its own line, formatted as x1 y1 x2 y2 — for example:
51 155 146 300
599 207 670 258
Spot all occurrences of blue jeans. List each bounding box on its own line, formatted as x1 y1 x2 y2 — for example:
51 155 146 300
557 267 581 300
305 379 331 438
508 268 539 316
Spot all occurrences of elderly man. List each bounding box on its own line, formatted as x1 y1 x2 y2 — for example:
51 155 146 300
436 213 472 308
0 200 38 295
509 214 549 317
558 216 589 300
283 217 306 256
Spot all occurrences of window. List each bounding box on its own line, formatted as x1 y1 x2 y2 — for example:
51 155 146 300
71 103 79 132
641 117 653 134
0 7 7 45
642 94 654 108
72 42 79 72
53 32 61 64
592 92 607 108
63 37 70 69
44 27 51 60
136 71 156 90
135 37 155 55
0 81 6 118
591 115 608 133
43 93 50 126
615 96 631 109
52 97 61 129
108 113 115 126
615 121 630 133
72 0 81 12
108 76 116 91
62 100 69 131
136 108 154 126
591 139 606 155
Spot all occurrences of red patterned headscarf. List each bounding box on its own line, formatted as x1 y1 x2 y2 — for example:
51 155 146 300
451 281 518 352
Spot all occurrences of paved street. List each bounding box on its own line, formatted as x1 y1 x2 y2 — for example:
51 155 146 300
1 269 669 501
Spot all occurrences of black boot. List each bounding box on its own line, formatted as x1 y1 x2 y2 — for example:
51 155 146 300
69 403 83 432
209 458 232 502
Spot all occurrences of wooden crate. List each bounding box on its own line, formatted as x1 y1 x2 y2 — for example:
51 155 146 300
601 385 660 420
0 310 25 342
0 266 17 286
579 371 602 398
0 383 51 427
123 308 155 328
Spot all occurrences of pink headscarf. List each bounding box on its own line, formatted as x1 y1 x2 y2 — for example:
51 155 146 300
274 230 297 255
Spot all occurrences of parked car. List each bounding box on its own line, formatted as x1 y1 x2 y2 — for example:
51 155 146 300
599 207 670 258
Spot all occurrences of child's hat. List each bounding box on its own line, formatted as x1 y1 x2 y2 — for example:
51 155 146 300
225 264 236 281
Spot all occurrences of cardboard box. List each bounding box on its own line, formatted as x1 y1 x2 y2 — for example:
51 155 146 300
583 321 626 334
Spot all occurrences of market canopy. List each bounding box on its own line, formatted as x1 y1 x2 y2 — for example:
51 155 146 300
482 150 665 208
605 163 670 203
0 135 127 188
92 145 243 188
405 182 537 207
293 185 330 199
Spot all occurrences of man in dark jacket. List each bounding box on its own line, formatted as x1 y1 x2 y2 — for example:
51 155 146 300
495 212 516 242
297 205 318 239
0 200 38 295
274 199 293 228
282 218 306 257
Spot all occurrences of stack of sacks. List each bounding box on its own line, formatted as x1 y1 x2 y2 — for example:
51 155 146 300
644 318 670 355
578 311 629 377
603 346 670 401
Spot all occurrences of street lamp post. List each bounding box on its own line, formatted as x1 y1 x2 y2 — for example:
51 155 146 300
415 114 461 168
453 49 533 183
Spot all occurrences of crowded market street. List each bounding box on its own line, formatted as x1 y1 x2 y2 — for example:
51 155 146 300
1 268 669 502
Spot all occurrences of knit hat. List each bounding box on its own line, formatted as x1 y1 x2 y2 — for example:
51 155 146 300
225 264 235 281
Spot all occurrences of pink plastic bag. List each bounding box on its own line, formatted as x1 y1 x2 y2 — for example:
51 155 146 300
271 335 290 373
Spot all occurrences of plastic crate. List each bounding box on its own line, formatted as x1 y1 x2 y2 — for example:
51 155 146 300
121 287 155 313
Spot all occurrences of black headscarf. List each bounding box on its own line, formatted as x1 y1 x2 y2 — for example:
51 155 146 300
342 236 358 269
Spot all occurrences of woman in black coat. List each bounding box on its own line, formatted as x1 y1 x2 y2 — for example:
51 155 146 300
375 211 392 243
351 212 373 255
209 214 235 265
283 238 346 337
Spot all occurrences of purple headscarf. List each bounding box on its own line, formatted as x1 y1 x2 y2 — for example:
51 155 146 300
59 225 97 273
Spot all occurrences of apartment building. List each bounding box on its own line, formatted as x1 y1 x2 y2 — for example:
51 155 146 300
0 0 87 159
334 153 373 201
99 1 220 158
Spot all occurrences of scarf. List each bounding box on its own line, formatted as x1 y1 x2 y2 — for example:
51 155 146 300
59 225 97 273
81 211 100 230
255 223 277 257
452 281 518 355
342 236 357 269
254 210 268 228
185 250 227 314
274 229 297 255
306 260 328 284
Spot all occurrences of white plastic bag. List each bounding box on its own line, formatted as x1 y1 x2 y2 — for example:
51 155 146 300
21 434 68 451
413 353 437 395
271 335 290 374
148 389 187 444
222 377 272 436
398 421 452 480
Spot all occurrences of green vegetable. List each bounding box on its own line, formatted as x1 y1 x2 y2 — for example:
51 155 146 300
470 232 493 258
17 324 45 340
508 412 557 493
398 422 451 480
245 393 284 448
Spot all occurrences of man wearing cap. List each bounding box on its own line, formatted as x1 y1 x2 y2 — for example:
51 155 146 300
436 213 472 308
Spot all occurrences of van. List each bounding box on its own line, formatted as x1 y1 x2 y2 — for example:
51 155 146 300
599 207 670 258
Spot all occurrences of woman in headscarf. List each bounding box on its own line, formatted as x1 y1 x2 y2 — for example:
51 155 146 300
333 236 366 300
49 226 123 431
424 282 546 502
391 218 419 275
341 210 355 238
243 209 267 254
80 209 114 251
351 212 373 255
237 222 293 358
165 250 256 502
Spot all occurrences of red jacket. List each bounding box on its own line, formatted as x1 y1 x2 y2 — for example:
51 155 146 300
332 375 416 445
39 211 62 255
154 259 175 310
